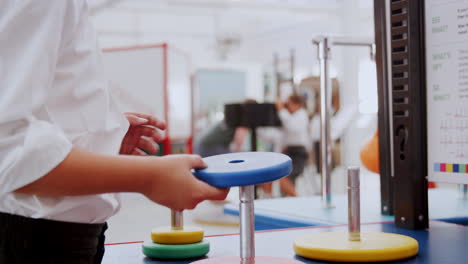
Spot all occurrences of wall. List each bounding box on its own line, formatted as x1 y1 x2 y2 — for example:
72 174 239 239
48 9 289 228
337 0 377 167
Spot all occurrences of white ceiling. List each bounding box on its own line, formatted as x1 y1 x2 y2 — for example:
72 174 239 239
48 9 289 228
88 0 342 14
88 0 343 43
88 0 374 66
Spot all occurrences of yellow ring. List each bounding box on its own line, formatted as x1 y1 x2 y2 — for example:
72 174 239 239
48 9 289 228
151 226 204 245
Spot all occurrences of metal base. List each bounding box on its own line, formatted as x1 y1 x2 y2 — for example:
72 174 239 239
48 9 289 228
191 256 305 264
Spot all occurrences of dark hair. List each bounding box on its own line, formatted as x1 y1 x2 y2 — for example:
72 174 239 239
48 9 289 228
244 99 258 104
288 94 304 105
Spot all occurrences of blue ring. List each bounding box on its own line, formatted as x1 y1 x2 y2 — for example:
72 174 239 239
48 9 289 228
193 152 292 188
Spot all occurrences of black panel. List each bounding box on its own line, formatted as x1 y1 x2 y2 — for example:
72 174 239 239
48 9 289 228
224 103 281 128
224 104 243 127
390 0 428 229
374 0 394 216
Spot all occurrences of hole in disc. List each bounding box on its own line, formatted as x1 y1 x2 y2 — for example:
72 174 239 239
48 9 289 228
229 160 245 164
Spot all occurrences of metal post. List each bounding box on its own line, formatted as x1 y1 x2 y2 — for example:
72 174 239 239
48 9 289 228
316 37 333 208
274 53 280 99
250 127 258 199
250 127 257 152
291 49 296 94
347 166 361 241
239 185 255 263
313 36 375 208
384 0 395 179
171 210 183 230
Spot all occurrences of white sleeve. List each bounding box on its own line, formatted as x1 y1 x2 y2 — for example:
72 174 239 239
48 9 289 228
278 109 292 127
279 109 307 134
309 115 321 142
331 105 358 141
0 1 72 194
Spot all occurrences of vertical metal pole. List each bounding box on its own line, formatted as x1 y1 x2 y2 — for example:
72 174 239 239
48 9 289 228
318 37 333 208
385 0 395 178
239 185 255 263
290 49 296 94
370 44 376 61
347 166 361 241
274 53 281 99
171 210 183 230
250 127 258 199
250 127 257 152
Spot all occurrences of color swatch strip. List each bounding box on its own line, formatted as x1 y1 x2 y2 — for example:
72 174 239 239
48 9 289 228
434 163 468 173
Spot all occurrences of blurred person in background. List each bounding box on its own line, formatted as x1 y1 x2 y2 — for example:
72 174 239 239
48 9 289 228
274 94 310 197
195 122 248 157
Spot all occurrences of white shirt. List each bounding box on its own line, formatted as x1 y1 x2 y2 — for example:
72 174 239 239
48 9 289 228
309 105 357 142
257 127 284 153
278 109 310 148
0 0 129 223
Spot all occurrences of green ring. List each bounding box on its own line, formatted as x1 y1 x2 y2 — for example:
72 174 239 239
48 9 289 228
142 240 210 259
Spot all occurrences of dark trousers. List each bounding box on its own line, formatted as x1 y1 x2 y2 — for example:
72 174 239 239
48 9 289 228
0 212 107 264
284 145 308 182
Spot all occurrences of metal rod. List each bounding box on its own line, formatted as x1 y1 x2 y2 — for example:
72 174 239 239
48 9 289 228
333 41 374 47
291 48 296 94
317 37 333 208
171 210 183 230
371 43 376 61
347 166 360 241
250 127 257 152
385 0 395 178
331 39 375 62
250 127 258 199
313 36 376 208
314 37 375 60
332 42 375 62
274 52 280 99
330 36 374 46
239 185 255 261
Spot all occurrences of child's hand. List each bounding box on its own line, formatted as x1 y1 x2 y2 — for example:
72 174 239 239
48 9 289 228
120 113 166 155
275 99 284 111
144 154 230 211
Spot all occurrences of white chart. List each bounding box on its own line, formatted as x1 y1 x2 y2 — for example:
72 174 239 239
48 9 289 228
426 0 468 183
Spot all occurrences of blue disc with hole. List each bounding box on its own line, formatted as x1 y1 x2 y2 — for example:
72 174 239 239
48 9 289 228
193 152 292 187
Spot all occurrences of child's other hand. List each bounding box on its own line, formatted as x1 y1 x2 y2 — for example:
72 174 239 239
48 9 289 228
120 113 166 155
144 154 230 211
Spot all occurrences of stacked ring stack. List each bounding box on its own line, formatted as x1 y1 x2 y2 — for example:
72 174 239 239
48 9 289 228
293 167 419 262
142 209 209 259
192 152 305 264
